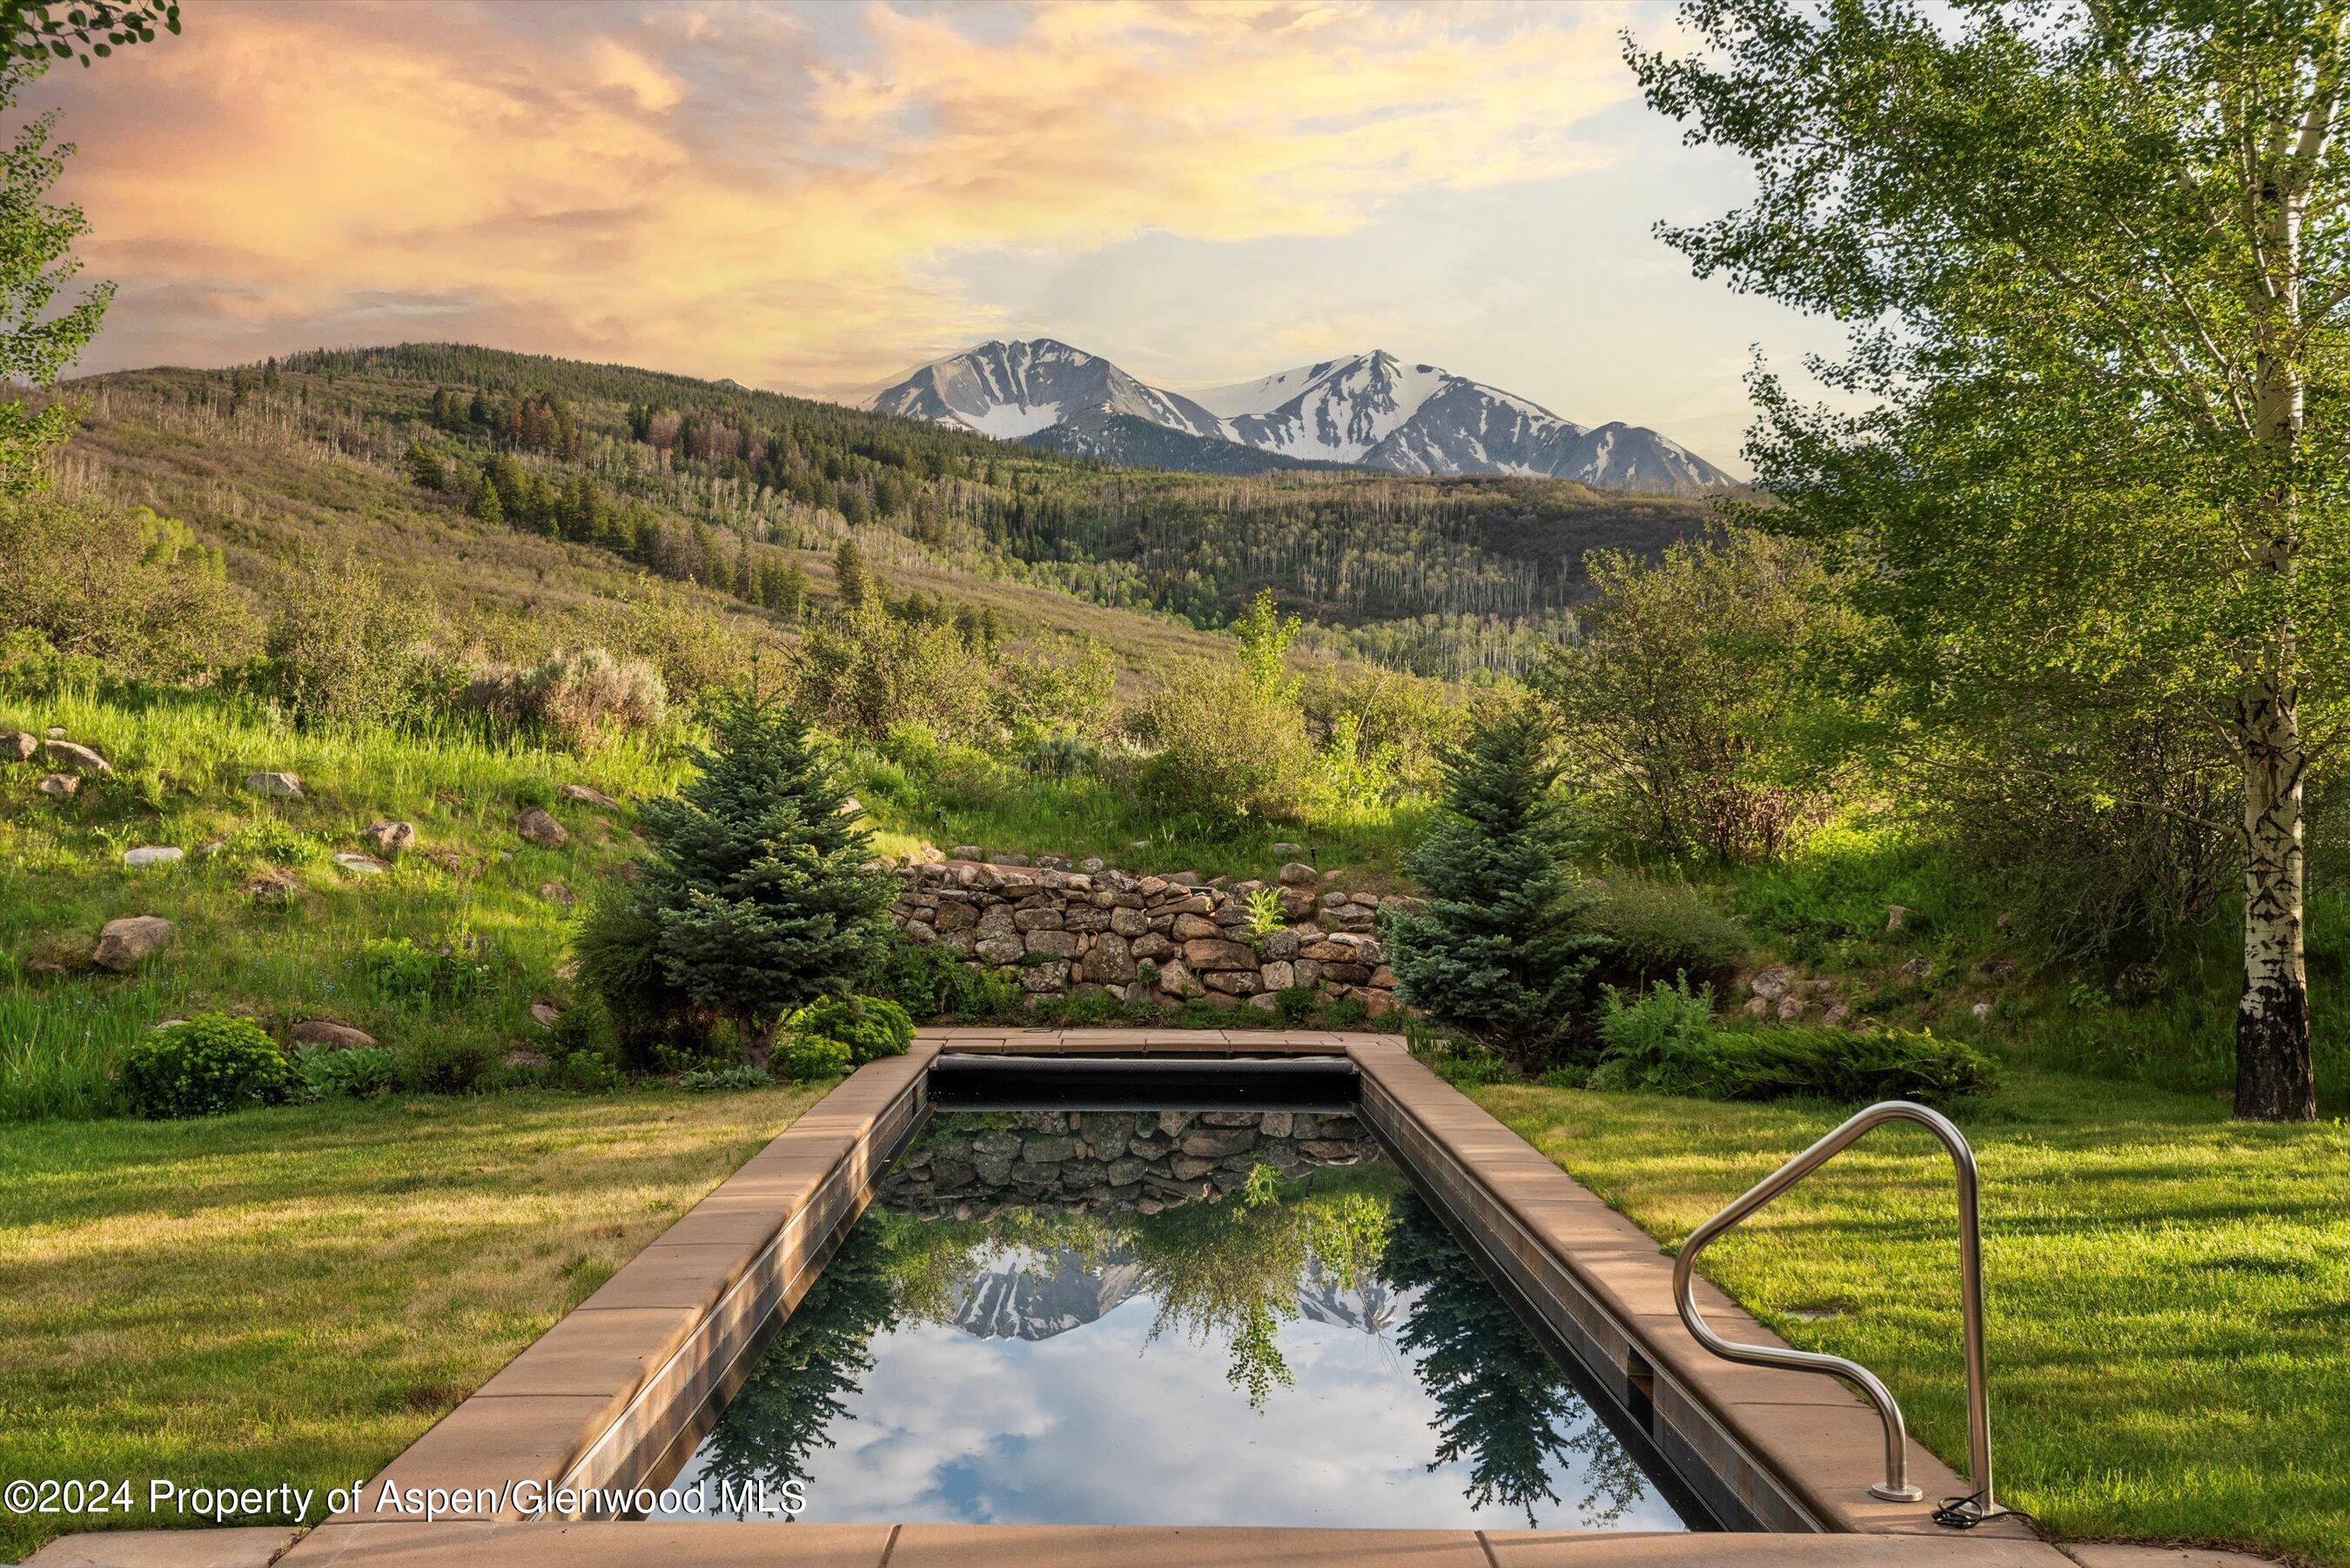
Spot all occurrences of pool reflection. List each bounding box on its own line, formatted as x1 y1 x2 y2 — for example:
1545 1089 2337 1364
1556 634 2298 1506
652 1110 1690 1531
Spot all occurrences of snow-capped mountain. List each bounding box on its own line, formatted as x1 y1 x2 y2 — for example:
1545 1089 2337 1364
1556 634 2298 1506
863 339 1735 491
870 338 1224 442
943 1245 1396 1343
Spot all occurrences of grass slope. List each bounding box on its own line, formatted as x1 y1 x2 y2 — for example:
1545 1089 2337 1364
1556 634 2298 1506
0 687 675 1121
1474 1073 2350 1565
0 1085 822 1560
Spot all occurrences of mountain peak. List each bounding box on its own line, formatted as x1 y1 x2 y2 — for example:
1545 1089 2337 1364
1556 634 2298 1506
865 338 1735 490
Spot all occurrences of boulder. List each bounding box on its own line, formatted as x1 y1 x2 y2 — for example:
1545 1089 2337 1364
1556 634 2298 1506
1278 861 1318 886
363 821 416 858
92 915 174 972
949 845 985 861
121 845 184 868
242 770 303 797
333 851 388 875
291 1019 377 1049
1260 960 1296 991
1171 912 1221 941
538 881 575 910
530 999 565 1029
44 739 111 775
1155 959 1202 998
1749 964 1793 1002
559 782 621 809
1181 937 1258 971
1270 841 1305 855
1 730 36 761
513 807 568 848
36 773 76 797
243 867 302 904
1024 929 1081 959
1885 904 1910 931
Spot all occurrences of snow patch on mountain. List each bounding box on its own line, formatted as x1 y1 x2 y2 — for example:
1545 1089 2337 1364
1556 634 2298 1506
863 338 1736 491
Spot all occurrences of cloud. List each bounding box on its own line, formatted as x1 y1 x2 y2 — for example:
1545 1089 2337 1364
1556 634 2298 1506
30 0 1640 393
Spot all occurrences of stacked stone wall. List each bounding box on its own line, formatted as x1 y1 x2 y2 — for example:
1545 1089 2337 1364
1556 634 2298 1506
890 855 1407 1014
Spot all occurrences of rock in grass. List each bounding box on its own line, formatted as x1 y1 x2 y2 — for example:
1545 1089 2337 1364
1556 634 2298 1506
121 845 184 868
243 867 301 903
1278 861 1318 885
332 851 387 875
1 730 36 761
291 1019 376 1049
243 770 303 797
558 782 619 810
43 739 111 775
529 999 564 1029
949 845 984 861
37 773 77 797
92 915 174 972
513 807 567 849
362 820 415 857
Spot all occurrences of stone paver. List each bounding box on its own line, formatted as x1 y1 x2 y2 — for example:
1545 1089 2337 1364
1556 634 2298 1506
2060 1548 2277 1568
20 1529 297 1568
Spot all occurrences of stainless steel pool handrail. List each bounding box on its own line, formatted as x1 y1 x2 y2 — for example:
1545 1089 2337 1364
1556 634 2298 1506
1671 1100 1993 1519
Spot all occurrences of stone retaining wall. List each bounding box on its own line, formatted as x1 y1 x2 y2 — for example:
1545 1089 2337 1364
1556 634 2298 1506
890 859 1406 1014
884 1109 1376 1217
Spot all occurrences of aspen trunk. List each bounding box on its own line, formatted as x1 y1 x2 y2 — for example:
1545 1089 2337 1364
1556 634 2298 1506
2236 682 2315 1121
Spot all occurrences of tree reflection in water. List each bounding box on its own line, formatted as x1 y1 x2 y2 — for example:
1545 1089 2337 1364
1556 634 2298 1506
685 1113 1653 1526
1384 1198 1654 1527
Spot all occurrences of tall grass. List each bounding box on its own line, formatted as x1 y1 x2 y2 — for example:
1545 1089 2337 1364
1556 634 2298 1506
1 685 683 1122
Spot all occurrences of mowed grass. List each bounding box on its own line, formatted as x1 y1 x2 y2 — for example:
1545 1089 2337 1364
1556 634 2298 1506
0 685 682 1120
0 1086 822 1560
1471 1070 2350 1565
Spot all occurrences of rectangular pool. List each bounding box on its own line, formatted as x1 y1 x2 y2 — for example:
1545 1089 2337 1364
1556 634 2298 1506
646 1100 1706 1531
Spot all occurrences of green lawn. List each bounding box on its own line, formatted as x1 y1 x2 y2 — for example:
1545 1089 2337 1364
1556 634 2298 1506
0 1086 820 1560
1471 1071 2350 1565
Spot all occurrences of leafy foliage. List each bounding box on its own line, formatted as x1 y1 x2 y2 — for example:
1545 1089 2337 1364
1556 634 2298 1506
786 994 913 1067
117 1015 290 1118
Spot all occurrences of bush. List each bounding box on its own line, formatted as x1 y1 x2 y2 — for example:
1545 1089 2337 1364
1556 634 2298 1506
570 895 717 1071
866 935 1021 1021
263 554 449 729
680 1063 775 1093
118 1015 292 1118
1534 527 1852 863
292 1043 399 1101
1594 976 1719 1082
1703 1027 1997 1105
0 496 263 684
1590 875 1748 989
224 816 314 867
788 995 914 1066
775 1032 852 1082
1588 978 1994 1105
467 647 668 750
394 1035 498 1095
1133 668 1315 822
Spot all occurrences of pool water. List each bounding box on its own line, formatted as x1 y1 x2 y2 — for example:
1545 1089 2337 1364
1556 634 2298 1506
649 1109 1697 1531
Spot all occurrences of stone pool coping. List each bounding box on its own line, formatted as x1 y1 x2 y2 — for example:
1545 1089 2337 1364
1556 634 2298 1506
272 1028 2052 1567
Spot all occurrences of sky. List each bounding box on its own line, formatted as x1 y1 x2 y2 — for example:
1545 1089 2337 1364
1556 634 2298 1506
24 0 1852 474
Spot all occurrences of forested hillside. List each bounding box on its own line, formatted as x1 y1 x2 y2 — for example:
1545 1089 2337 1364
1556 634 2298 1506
56 344 1716 680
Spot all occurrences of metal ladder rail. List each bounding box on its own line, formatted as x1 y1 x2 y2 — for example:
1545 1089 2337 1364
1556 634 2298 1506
1671 1099 1993 1519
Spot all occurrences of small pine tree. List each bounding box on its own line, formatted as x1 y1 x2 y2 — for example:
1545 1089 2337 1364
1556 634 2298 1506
630 697 895 1067
469 473 502 524
1379 705 1603 1068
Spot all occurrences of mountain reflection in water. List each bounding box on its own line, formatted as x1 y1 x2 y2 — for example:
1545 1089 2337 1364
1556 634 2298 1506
650 1110 1690 1531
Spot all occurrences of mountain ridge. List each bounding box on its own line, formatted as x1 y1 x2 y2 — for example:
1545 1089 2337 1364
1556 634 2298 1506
865 338 1735 492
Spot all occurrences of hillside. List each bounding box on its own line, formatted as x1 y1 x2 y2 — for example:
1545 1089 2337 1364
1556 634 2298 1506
52 344 1721 680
